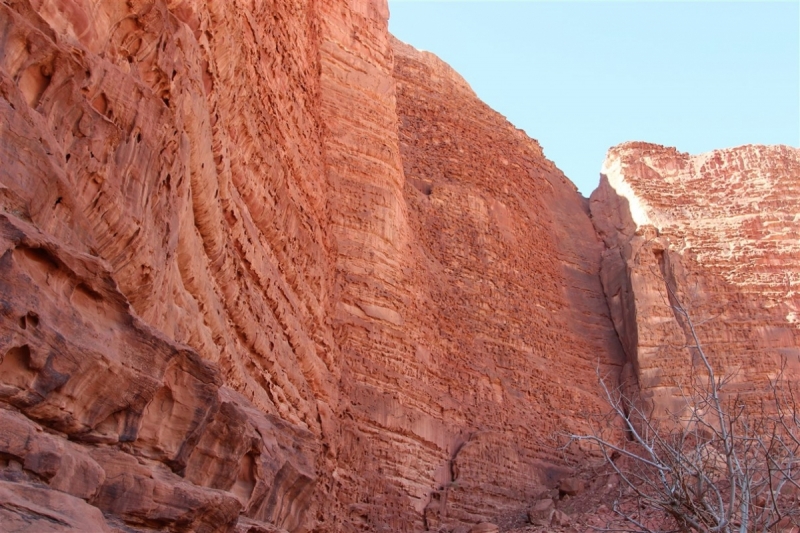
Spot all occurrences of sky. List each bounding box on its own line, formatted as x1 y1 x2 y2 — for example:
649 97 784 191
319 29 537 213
388 0 800 196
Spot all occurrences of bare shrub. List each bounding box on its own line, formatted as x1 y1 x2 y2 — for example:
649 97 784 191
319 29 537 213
567 295 800 532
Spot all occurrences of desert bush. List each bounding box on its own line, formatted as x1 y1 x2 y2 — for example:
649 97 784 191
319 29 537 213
568 295 800 533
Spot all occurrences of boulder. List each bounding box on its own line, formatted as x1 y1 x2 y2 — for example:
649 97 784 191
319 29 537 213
0 480 113 532
552 509 571 527
559 477 586 497
528 498 555 526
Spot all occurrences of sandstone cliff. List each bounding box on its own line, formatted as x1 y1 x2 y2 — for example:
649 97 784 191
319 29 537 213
0 0 624 530
0 0 797 532
391 37 625 529
591 142 800 415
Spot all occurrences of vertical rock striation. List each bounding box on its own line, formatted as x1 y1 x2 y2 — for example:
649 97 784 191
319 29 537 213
0 0 626 527
0 0 337 530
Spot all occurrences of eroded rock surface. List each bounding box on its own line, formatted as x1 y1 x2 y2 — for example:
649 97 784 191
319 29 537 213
591 142 800 413
6 0 794 531
382 38 625 529
0 0 337 529
0 0 624 527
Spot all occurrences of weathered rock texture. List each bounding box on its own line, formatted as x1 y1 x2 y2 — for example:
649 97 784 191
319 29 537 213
0 0 625 530
1 0 337 530
0 0 629 529
591 142 800 413
387 38 624 529
1 0 794 531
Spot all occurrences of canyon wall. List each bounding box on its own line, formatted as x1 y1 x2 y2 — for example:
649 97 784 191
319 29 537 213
0 0 338 530
389 38 625 529
0 0 797 532
0 0 624 531
591 142 800 414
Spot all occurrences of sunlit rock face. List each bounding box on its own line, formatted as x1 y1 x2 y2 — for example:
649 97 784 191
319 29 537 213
591 142 800 415
0 0 338 530
388 37 625 529
3 0 796 531
0 0 625 530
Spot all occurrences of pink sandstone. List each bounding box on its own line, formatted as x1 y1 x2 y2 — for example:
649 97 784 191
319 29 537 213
591 142 800 415
0 0 797 531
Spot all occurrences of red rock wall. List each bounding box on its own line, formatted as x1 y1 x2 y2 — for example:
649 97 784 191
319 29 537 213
1 0 342 427
0 0 336 530
0 0 626 531
385 39 625 529
591 142 800 414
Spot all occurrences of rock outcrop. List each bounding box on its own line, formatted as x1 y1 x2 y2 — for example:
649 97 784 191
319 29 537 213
0 0 625 530
0 0 796 531
591 142 800 413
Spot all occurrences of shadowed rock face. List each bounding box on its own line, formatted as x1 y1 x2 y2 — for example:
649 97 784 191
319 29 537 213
0 1 795 532
591 142 800 415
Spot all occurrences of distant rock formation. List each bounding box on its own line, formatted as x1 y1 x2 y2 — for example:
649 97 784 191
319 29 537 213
0 0 797 531
591 142 800 415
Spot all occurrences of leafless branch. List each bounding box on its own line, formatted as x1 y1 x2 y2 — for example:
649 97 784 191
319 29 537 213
567 285 800 533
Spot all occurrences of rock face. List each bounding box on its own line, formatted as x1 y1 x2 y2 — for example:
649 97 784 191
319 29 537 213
591 142 800 414
386 38 624 529
1 0 336 530
0 0 795 532
0 0 625 530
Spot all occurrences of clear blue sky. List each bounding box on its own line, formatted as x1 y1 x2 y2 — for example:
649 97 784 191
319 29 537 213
388 1 800 195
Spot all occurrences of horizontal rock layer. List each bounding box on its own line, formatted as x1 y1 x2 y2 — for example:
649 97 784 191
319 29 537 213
591 142 800 413
388 37 624 529
0 0 338 530
0 0 626 529
1 0 795 531
0 212 317 532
